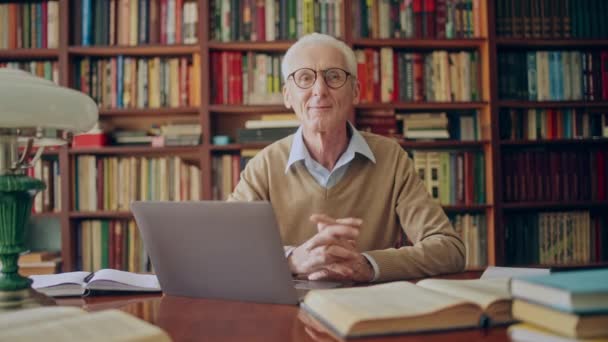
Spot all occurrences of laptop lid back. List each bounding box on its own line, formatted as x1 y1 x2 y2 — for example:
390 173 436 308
131 201 298 305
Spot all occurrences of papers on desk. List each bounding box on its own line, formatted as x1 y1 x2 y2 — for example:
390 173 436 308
30 269 161 297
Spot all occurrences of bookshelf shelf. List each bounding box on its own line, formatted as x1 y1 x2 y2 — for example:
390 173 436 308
67 45 199 56
210 143 270 152
498 100 608 108
501 138 608 147
31 212 61 219
99 107 200 117
356 102 488 110
496 38 608 48
207 41 293 52
69 146 202 155
69 211 133 219
442 205 492 213
351 38 486 49
0 49 59 59
502 201 608 210
208 105 290 114
399 140 488 149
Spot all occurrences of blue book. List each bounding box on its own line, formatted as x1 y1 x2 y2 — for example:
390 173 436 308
82 0 91 46
117 56 124 108
511 269 608 314
527 52 537 101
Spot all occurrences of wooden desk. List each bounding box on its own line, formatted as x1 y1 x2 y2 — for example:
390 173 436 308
56 271 510 342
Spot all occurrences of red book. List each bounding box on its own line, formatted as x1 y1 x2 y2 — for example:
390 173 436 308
160 0 168 44
72 133 108 148
435 0 447 39
256 0 266 41
413 53 424 102
175 0 183 43
114 222 123 270
413 0 423 38
424 0 436 38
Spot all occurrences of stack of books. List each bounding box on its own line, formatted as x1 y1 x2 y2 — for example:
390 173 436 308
396 113 449 139
508 269 608 342
237 114 299 143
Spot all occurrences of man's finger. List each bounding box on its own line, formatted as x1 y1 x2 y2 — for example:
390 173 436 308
305 227 359 250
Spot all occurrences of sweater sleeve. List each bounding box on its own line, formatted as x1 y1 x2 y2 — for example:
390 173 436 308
227 152 270 202
365 152 466 281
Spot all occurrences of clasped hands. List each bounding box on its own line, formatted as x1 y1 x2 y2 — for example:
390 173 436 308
287 214 373 282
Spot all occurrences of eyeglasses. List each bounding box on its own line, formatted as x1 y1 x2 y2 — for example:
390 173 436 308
287 68 352 89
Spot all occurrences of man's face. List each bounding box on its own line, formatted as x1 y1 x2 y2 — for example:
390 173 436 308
283 45 360 134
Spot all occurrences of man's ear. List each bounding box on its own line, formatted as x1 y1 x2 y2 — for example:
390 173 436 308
352 78 361 105
283 84 292 109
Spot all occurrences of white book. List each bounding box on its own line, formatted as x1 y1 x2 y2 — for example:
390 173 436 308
244 120 300 129
30 269 160 297
0 306 170 342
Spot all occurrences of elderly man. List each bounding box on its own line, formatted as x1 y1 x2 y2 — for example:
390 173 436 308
229 33 465 282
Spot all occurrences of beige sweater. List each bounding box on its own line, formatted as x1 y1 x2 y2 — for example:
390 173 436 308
229 132 465 281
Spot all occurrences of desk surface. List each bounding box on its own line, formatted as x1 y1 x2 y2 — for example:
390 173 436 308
56 271 510 342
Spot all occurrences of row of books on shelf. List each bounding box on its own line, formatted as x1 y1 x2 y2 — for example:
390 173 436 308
450 213 486 268
357 49 480 103
504 211 608 266
0 61 58 83
496 0 608 39
210 52 283 105
73 55 201 109
211 153 250 200
29 157 61 214
500 109 608 141
353 0 481 39
357 110 481 140
74 122 202 148
73 156 201 212
210 0 343 42
0 1 59 49
413 150 485 205
498 51 608 101
76 219 151 273
74 0 198 46
502 149 607 202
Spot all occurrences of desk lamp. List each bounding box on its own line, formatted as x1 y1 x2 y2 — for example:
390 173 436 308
0 69 97 309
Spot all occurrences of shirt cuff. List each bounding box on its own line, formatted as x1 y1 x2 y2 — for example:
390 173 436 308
361 252 380 282
284 246 296 259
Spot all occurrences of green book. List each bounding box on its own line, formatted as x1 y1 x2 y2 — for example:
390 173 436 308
511 269 608 314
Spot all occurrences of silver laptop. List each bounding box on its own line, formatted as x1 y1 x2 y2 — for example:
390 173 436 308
131 201 341 305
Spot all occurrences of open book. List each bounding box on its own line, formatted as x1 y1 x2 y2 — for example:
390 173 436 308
30 269 161 297
0 306 170 341
300 278 512 338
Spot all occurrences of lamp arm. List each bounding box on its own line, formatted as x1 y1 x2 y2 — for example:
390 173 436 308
15 138 45 171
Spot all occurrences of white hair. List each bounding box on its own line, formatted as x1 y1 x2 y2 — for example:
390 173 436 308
281 33 357 81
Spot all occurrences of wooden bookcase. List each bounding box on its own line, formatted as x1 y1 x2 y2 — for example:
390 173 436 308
1 0 606 272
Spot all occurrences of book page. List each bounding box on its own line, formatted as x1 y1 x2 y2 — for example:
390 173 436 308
88 269 160 291
304 282 473 322
0 306 84 331
416 278 510 309
0 309 170 342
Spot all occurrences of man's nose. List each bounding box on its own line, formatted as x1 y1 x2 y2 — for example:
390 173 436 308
311 74 329 96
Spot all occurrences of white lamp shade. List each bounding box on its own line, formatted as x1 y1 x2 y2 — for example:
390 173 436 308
0 68 98 145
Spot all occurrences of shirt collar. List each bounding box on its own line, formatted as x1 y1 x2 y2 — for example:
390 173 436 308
285 122 376 173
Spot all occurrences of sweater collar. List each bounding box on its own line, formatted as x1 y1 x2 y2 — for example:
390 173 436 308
285 122 376 173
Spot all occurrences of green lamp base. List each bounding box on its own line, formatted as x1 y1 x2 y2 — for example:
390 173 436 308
0 174 55 310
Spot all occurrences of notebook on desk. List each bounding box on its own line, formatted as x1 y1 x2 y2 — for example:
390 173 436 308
131 201 343 305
